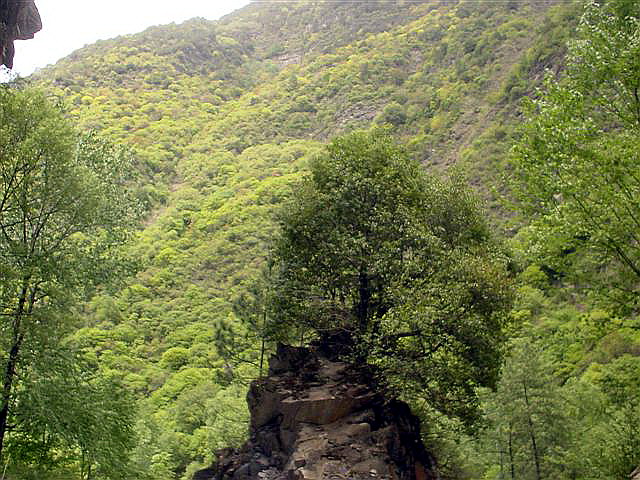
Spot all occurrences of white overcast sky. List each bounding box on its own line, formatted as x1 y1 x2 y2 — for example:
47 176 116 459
11 0 252 77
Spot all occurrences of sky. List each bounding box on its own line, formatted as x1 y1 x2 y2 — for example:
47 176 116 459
9 0 252 77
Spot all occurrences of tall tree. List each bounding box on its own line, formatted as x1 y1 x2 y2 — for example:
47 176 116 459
512 0 640 300
270 129 433 333
269 129 512 425
482 339 569 480
0 87 138 465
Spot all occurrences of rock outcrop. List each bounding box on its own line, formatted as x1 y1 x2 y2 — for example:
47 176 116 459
195 341 439 480
0 0 41 68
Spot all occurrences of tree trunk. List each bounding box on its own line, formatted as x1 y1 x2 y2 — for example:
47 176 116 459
356 270 370 329
0 283 28 459
259 308 266 377
522 380 542 480
498 433 504 480
508 423 516 480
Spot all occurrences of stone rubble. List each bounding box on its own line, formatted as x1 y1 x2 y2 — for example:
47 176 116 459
195 341 439 480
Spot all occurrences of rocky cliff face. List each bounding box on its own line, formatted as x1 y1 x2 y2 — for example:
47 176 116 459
195 341 439 480
0 0 41 68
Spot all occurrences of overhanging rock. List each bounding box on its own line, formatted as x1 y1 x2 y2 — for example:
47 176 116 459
0 0 41 69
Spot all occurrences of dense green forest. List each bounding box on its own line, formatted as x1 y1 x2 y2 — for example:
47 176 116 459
1 0 639 478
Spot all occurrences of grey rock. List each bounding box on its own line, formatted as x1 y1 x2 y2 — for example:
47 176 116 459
0 0 41 68
232 463 250 480
193 342 439 480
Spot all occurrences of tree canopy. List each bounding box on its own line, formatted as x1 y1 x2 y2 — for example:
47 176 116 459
268 129 512 425
512 0 640 303
0 86 139 477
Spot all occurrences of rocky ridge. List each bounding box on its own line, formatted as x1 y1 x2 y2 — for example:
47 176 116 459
195 341 438 480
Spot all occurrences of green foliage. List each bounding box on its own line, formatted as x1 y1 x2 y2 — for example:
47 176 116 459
479 339 568 480
474 0 640 452
475 330 640 480
512 0 640 301
18 0 594 476
269 129 512 427
370 246 512 426
376 101 407 126
271 129 433 332
0 87 138 477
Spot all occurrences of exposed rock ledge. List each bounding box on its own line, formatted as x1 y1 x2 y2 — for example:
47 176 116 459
194 341 439 480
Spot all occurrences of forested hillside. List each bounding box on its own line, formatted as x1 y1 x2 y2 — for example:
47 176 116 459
1 0 638 478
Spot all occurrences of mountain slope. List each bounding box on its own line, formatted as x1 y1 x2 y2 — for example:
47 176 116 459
30 1 581 478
